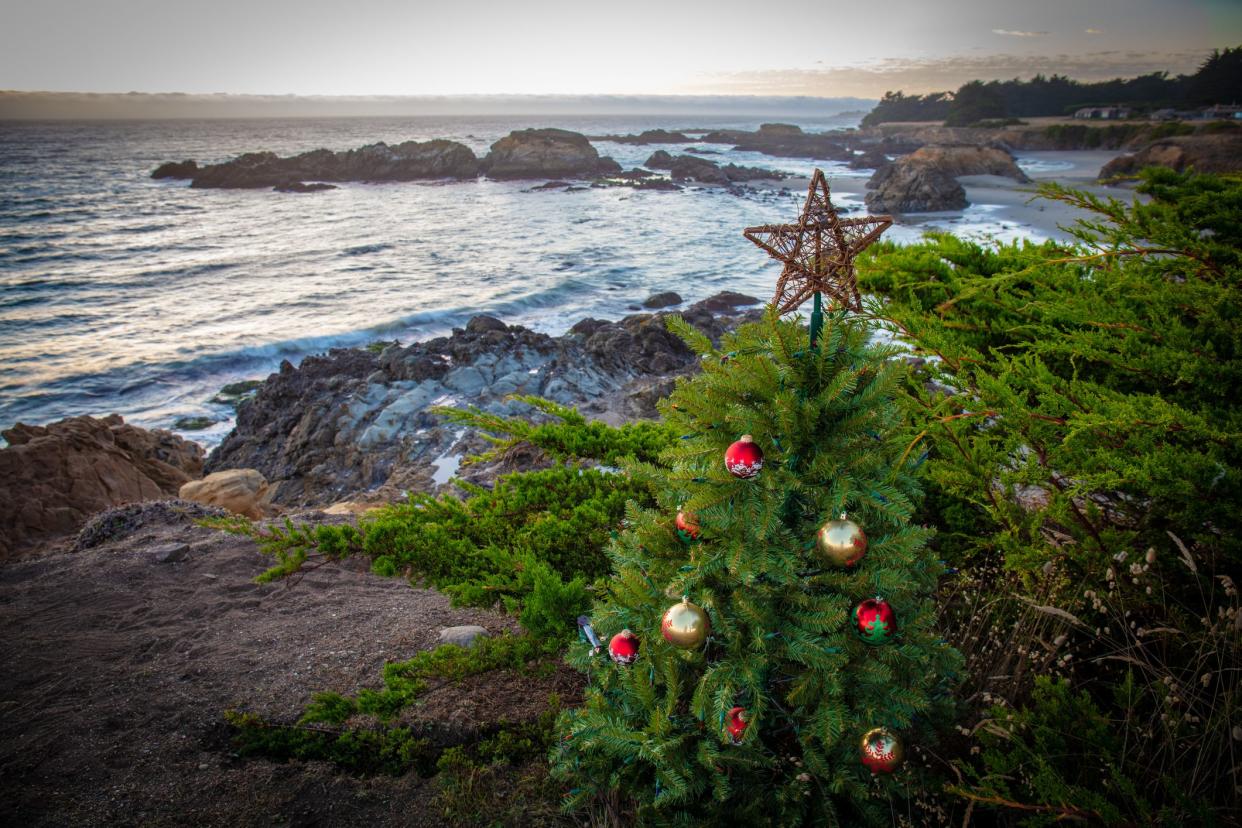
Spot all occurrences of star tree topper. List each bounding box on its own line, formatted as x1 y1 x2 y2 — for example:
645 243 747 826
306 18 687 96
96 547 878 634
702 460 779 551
743 168 892 314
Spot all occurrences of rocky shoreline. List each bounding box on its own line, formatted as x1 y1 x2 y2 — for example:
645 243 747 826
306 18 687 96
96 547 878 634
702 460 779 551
0 292 763 558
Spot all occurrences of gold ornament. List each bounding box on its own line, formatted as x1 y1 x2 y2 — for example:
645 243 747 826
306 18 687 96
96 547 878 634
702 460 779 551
661 597 711 649
815 512 867 567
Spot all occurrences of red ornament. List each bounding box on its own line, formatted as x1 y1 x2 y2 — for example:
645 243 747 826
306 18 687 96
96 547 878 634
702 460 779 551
726 706 749 744
852 597 897 645
860 727 904 773
675 508 701 543
724 435 764 479
608 629 640 665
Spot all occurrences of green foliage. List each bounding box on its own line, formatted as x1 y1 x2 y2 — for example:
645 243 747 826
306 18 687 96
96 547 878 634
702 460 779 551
555 311 963 826
224 710 439 776
436 395 675 467
859 169 1242 822
864 47 1242 125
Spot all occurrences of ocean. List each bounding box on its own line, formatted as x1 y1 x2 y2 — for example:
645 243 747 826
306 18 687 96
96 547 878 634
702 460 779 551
0 114 1066 447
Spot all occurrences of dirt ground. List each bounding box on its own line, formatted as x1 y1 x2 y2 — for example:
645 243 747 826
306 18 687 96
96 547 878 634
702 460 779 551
0 505 580 827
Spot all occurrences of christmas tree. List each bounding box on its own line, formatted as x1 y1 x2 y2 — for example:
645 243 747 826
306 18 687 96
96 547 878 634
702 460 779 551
553 172 963 825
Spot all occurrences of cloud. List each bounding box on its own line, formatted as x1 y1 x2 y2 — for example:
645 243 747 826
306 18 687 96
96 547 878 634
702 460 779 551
681 48 1214 98
992 29 1048 37
1085 28 1105 35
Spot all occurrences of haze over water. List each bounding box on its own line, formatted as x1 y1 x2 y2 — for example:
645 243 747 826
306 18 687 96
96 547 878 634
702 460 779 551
0 113 1063 447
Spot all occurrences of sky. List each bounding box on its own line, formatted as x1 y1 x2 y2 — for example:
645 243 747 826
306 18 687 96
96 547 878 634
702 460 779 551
1 0 1239 98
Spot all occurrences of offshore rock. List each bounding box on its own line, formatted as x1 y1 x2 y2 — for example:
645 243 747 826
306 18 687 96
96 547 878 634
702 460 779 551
865 161 967 213
643 151 784 184
899 145 1030 182
0 415 204 558
151 159 198 179
162 140 480 189
590 129 693 144
701 123 850 160
205 294 763 507
481 128 622 180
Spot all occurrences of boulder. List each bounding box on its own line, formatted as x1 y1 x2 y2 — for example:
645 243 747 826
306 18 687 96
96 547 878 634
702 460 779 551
865 161 967 213
178 469 274 519
0 415 204 558
173 139 480 189
642 292 682 309
1099 133 1242 180
438 625 490 648
481 128 622 180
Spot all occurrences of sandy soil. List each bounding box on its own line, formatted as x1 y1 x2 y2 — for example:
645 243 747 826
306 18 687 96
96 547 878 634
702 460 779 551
0 507 580 827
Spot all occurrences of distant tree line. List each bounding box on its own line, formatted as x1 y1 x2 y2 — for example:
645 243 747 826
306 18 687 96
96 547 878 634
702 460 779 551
862 46 1242 127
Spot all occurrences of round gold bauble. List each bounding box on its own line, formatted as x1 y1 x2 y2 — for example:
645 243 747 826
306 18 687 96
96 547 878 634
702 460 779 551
815 515 867 568
661 598 711 649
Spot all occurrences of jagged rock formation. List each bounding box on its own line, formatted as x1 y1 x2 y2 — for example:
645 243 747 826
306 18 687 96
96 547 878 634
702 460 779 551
480 128 621 180
205 294 762 506
151 140 480 190
0 415 204 557
643 151 784 184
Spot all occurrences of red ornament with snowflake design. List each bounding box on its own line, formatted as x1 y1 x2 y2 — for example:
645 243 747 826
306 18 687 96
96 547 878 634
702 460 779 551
608 629 640 665
724 435 764 479
852 596 897 645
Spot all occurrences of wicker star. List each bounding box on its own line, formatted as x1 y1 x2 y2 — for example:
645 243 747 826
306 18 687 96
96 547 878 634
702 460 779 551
743 169 892 313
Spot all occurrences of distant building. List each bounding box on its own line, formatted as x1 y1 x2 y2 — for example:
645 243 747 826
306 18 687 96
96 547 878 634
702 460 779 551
1074 106 1133 120
1203 104 1242 120
1151 108 1178 120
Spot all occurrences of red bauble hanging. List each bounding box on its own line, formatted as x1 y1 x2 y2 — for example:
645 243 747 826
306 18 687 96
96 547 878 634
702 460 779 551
860 727 904 773
726 706 749 744
675 508 701 543
852 596 897 645
608 629 640 665
724 435 764 479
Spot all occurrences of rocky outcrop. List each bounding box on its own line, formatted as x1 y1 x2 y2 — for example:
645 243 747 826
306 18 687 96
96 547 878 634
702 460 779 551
154 140 480 189
643 151 784 184
481 128 621 180
847 147 891 170
179 469 274 519
900 145 1031 182
700 123 850 160
205 294 762 507
0 415 204 558
864 144 1027 213
590 129 693 144
274 181 337 193
865 161 966 213
1099 134 1242 180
